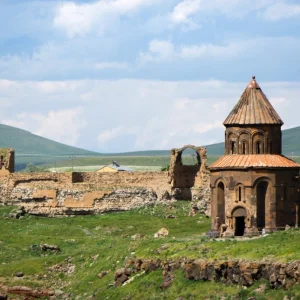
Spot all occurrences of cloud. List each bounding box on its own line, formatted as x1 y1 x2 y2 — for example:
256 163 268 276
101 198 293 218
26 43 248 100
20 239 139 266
53 0 158 38
170 0 201 29
139 40 174 63
2 108 86 146
139 39 250 63
2 79 300 152
262 2 300 21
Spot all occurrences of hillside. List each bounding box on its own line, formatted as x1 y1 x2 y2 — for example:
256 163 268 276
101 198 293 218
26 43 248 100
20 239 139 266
1 124 300 170
0 124 99 169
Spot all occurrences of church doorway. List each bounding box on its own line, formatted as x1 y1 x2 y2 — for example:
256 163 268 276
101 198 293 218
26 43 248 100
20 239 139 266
232 207 247 236
257 181 268 229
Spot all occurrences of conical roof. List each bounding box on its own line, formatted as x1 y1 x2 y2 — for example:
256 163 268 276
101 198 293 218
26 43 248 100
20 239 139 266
223 76 284 126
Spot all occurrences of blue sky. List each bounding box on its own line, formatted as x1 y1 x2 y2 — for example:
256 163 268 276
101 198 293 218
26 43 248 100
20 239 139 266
1 0 300 153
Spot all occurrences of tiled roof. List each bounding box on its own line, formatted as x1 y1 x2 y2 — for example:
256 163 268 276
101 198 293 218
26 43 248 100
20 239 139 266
223 76 284 126
209 155 300 170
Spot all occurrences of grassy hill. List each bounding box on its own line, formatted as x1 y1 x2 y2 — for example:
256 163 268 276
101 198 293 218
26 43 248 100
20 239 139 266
1 124 300 171
0 124 98 169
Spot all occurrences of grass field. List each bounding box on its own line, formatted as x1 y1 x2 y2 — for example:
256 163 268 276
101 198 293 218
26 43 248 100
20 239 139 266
1 203 300 299
42 155 221 172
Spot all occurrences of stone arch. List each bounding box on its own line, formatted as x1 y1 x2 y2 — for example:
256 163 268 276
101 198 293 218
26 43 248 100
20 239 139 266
175 145 201 166
252 130 266 154
254 177 274 231
231 205 248 236
238 130 251 154
227 132 238 154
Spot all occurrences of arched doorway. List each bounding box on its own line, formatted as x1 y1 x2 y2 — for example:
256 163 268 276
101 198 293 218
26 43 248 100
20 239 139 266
217 182 225 226
257 181 268 229
232 207 247 236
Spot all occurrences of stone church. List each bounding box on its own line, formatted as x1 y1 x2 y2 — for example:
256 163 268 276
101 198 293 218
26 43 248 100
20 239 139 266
208 76 300 237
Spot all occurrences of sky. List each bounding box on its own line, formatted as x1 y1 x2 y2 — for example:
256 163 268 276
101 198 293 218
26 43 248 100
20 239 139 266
1 0 300 153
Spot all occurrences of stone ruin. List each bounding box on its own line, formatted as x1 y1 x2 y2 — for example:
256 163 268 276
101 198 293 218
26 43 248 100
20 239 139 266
0 148 15 177
0 145 210 217
168 145 210 203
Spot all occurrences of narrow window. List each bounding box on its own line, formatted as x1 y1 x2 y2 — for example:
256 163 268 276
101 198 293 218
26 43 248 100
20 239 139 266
242 142 246 154
238 187 242 202
256 141 261 154
231 141 235 154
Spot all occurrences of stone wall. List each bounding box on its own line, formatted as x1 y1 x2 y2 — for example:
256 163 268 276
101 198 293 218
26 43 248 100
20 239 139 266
121 258 300 289
0 171 187 216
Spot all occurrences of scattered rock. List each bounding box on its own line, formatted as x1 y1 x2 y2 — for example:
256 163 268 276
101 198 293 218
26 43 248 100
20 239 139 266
14 272 24 278
48 260 75 275
160 270 174 290
54 290 64 296
114 268 131 286
98 271 110 279
154 228 169 238
131 234 144 241
254 284 266 294
40 244 60 252
165 214 176 219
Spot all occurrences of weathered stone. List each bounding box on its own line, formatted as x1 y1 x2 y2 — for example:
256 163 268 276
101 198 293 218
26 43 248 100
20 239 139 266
154 228 169 238
98 271 110 279
40 244 60 252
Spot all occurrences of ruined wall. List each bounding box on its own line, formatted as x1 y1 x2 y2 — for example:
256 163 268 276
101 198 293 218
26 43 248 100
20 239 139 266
0 171 175 216
0 146 211 217
168 145 209 200
0 148 14 176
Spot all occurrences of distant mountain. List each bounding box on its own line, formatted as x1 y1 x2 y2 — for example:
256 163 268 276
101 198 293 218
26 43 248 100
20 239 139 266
0 124 98 169
1 124 300 170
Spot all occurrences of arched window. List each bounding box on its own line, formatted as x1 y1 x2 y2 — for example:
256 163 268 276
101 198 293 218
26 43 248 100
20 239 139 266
242 141 248 154
235 184 244 203
256 141 264 154
231 141 236 154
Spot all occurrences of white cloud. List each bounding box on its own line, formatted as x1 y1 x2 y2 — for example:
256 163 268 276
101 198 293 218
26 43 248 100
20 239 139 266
262 2 300 21
139 40 174 63
2 79 300 152
140 39 250 63
54 0 158 38
170 0 201 29
2 108 86 146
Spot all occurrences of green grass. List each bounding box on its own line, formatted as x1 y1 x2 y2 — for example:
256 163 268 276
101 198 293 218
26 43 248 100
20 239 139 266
1 203 300 299
42 155 220 172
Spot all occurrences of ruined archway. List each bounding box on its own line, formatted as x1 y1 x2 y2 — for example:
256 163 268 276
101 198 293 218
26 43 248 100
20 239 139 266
168 145 208 200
